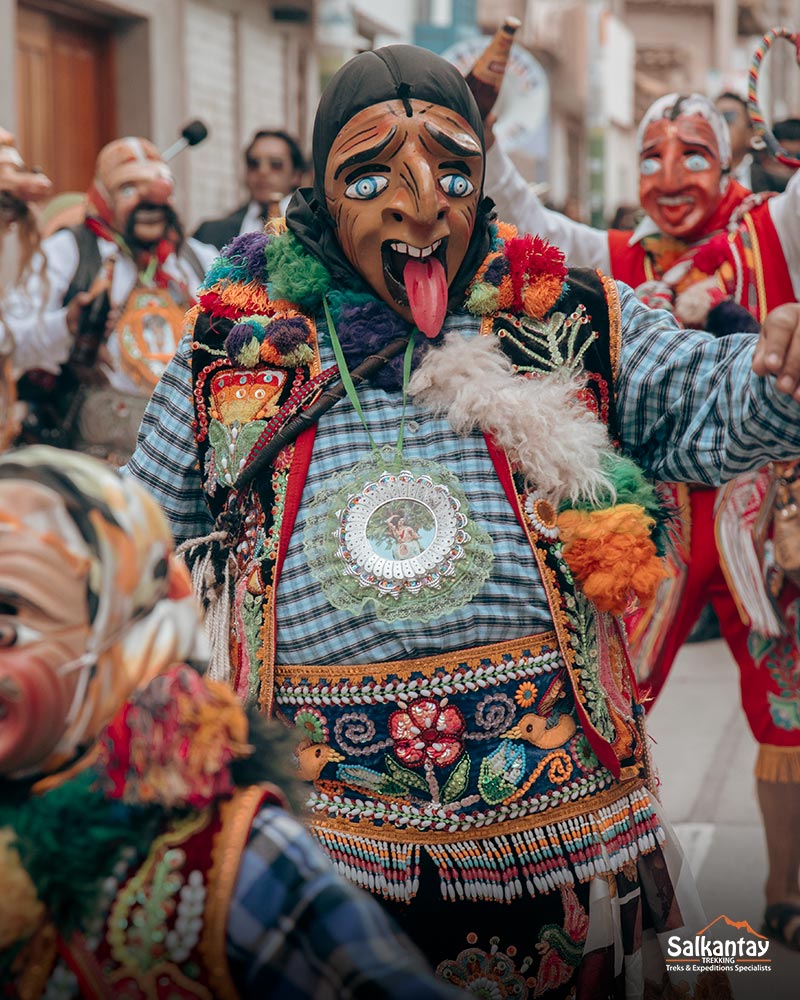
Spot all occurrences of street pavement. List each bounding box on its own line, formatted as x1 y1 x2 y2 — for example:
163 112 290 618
647 637 800 999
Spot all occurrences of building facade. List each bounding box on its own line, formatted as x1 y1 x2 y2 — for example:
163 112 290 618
2 0 318 230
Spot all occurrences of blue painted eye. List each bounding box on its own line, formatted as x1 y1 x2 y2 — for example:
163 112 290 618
439 173 474 197
640 158 661 176
345 175 388 200
685 153 711 172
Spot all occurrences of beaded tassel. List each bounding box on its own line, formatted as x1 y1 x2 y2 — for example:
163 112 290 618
312 787 664 904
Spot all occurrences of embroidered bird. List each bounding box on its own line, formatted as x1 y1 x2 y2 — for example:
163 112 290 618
499 712 576 750
505 675 576 749
477 677 576 805
294 739 345 781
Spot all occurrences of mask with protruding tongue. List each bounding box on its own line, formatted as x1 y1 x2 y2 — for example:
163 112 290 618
381 238 449 339
404 257 448 338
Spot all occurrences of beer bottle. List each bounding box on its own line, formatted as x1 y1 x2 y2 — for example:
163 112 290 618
260 194 285 223
465 16 521 119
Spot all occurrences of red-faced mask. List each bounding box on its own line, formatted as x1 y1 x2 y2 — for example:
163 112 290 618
638 114 725 242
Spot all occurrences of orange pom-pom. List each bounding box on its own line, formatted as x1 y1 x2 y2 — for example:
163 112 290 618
496 221 518 243
260 341 284 366
497 274 515 310
557 505 667 615
522 274 565 319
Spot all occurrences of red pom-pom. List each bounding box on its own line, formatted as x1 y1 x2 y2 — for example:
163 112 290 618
505 235 568 312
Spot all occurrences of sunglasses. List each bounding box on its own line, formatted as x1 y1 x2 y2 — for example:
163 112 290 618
720 110 740 125
247 156 287 171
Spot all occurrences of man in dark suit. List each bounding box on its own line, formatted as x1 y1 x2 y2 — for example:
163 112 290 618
193 129 305 249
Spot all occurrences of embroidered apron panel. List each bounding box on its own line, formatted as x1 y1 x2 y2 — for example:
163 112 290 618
275 634 662 903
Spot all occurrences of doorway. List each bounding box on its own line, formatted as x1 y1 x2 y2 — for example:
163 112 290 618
16 1 116 194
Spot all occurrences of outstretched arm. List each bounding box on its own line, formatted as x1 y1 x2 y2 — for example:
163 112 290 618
483 143 611 270
616 285 800 483
769 168 800 300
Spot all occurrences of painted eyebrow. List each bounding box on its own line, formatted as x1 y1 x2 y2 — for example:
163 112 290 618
0 592 36 614
343 163 391 184
641 140 716 157
439 159 473 177
333 126 398 180
424 123 481 158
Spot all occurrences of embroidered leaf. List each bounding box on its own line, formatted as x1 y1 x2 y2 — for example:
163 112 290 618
478 743 526 805
385 754 429 792
207 420 236 487
440 754 470 803
747 631 774 664
767 693 800 731
233 418 270 476
337 764 409 797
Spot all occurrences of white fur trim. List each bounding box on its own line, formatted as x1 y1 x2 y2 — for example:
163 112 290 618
409 333 616 505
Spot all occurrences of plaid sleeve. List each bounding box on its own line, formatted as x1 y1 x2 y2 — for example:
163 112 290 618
615 281 800 484
122 335 214 546
226 806 460 1000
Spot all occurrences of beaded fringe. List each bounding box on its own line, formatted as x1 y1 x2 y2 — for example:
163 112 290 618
755 744 800 783
313 786 665 904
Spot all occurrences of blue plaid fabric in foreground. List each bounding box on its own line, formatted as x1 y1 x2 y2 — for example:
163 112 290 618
227 805 459 999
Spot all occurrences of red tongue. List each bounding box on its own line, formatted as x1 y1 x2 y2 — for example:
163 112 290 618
404 257 448 338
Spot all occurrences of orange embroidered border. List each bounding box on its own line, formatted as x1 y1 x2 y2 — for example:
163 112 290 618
600 272 622 387
277 630 560 685
311 777 647 844
744 212 768 321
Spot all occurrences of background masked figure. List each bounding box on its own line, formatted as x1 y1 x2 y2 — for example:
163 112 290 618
486 91 800 951
127 45 800 996
0 446 459 999
16 137 217 464
0 128 52 450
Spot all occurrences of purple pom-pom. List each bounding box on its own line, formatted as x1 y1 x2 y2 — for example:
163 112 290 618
267 316 311 354
706 299 760 337
336 300 420 390
484 256 510 285
225 320 259 360
227 231 270 281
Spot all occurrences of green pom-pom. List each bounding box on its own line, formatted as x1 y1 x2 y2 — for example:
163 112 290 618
465 282 500 315
265 231 331 308
283 343 315 367
200 253 251 290
562 452 675 555
236 337 262 367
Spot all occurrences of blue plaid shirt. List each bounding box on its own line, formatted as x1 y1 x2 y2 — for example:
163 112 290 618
125 282 800 665
228 805 459 998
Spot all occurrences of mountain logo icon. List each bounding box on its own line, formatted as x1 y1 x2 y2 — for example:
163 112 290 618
697 915 768 940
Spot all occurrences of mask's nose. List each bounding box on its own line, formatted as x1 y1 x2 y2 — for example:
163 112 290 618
144 170 174 205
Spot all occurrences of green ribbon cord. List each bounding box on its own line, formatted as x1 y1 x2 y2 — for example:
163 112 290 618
323 295 417 465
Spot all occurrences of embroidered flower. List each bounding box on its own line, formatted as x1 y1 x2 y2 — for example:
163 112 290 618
437 939 531 997
294 707 329 744
514 682 538 709
96 665 252 809
388 697 465 768
524 492 559 540
571 734 600 772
